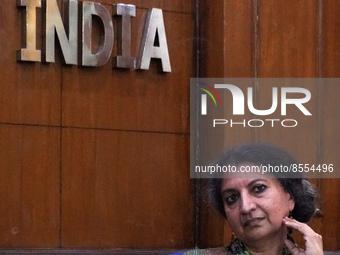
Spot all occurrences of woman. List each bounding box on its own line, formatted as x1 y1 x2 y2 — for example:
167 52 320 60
186 143 323 255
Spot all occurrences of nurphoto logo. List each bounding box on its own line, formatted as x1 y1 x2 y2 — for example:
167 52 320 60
190 78 338 179
195 79 312 128
199 83 311 116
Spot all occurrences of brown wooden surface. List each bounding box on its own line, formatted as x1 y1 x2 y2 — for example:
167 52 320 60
0 0 339 252
320 1 340 247
0 0 195 250
256 1 321 239
199 1 255 247
256 0 319 160
0 124 60 247
0 1 61 126
198 0 231 247
199 0 255 248
59 3 195 248
257 0 318 78
62 9 193 133
61 128 193 248
223 0 254 78
256 0 319 176
199 0 340 251
256 0 319 170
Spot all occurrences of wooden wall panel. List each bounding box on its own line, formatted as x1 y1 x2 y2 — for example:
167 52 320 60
223 0 254 78
256 0 319 161
322 0 340 78
0 1 61 126
221 0 255 174
199 0 255 248
3 0 339 252
0 0 196 252
59 0 195 250
255 3 321 249
257 0 317 77
198 0 226 246
59 0 195 251
62 9 193 133
61 128 193 248
0 124 60 248
199 0 340 252
257 83 319 165
199 0 224 78
319 1 340 250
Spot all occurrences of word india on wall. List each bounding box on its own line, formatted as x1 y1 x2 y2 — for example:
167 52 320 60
17 0 171 72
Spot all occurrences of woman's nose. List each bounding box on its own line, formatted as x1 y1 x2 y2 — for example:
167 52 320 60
240 193 256 213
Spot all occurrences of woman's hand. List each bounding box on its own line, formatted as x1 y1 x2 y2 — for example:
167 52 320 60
283 217 323 255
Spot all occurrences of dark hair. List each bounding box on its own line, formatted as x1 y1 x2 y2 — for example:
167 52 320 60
207 143 317 223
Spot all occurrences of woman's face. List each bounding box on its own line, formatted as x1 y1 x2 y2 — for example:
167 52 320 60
221 165 295 244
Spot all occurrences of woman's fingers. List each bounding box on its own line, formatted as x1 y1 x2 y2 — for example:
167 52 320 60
283 217 323 255
283 217 322 242
283 217 312 233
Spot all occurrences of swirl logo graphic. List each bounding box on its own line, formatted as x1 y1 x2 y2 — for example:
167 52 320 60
197 82 223 115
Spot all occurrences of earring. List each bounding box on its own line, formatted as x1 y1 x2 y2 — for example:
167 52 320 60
288 211 293 219
288 211 293 234
231 231 235 242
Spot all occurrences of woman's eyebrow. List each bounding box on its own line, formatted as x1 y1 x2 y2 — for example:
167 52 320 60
247 179 267 187
221 179 269 195
221 188 237 196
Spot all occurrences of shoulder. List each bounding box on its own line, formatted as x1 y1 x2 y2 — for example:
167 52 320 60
183 247 230 255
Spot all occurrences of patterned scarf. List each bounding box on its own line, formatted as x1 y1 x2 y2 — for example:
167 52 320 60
225 237 293 255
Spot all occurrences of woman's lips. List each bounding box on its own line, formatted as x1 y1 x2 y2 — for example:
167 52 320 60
243 217 265 227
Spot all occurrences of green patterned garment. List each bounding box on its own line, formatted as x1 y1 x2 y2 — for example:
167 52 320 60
183 236 294 255
225 238 292 255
